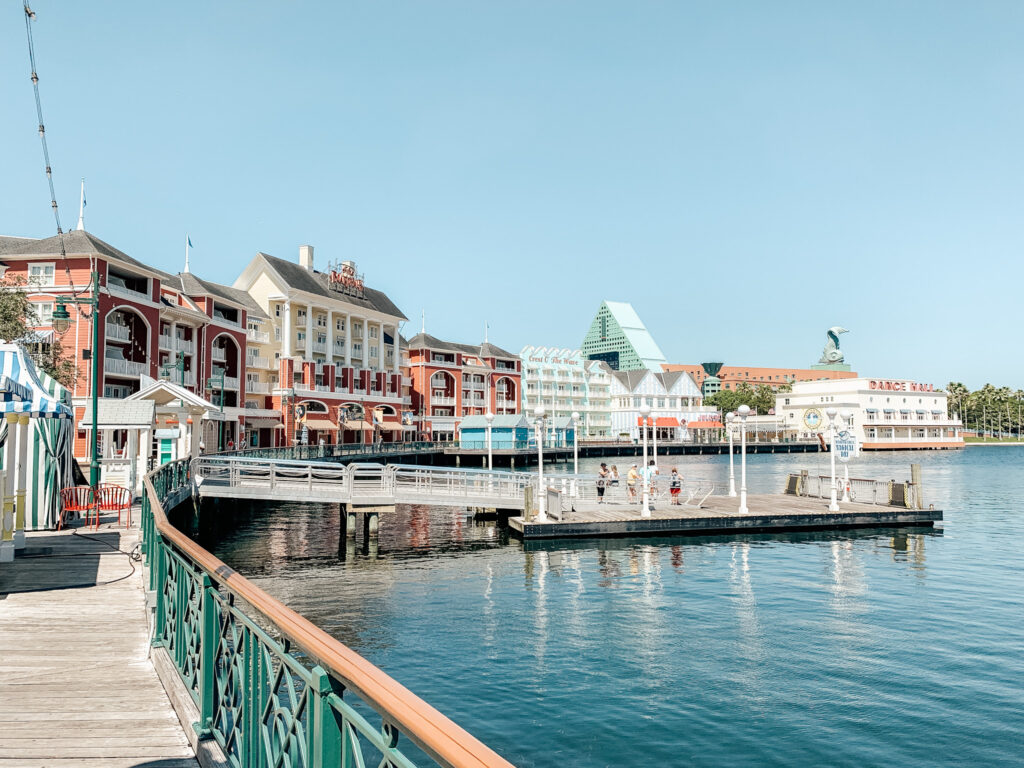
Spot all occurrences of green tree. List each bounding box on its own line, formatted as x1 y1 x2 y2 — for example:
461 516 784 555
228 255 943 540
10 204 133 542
0 275 76 388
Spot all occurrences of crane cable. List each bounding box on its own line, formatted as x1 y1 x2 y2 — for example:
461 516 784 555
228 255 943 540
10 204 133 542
22 3 86 300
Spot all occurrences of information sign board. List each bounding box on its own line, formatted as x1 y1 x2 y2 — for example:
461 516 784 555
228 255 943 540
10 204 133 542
835 430 859 463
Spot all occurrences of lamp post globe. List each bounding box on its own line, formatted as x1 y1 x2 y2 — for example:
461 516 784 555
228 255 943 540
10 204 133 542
825 407 840 511
52 299 72 334
736 405 750 513
533 405 546 522
726 411 737 497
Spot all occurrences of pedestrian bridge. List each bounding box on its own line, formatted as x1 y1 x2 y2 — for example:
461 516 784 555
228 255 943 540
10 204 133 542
193 455 538 510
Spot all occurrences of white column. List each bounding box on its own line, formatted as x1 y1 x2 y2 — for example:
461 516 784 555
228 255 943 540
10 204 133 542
326 310 334 360
392 326 399 374
344 313 352 367
1 413 18 562
282 299 292 357
14 414 30 548
127 429 139 497
305 304 314 361
376 321 384 371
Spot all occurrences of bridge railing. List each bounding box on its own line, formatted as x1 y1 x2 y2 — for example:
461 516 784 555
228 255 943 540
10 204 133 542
141 459 514 768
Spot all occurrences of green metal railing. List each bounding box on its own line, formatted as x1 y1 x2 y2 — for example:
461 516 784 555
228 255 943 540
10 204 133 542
141 459 513 768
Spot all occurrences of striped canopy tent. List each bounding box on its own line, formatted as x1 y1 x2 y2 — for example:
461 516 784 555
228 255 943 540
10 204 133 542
0 342 74 531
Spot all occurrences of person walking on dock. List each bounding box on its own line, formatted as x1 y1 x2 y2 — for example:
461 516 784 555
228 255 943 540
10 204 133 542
610 465 620 488
627 464 639 501
597 463 610 503
641 460 659 504
669 468 682 504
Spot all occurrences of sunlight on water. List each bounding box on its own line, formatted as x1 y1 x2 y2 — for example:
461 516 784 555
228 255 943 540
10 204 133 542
205 448 1024 768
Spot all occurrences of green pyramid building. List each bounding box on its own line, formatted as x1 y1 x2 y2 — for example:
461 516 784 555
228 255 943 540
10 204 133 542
581 301 667 371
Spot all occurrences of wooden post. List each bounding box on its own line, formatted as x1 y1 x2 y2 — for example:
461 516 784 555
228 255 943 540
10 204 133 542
364 510 379 539
345 508 357 539
910 463 923 509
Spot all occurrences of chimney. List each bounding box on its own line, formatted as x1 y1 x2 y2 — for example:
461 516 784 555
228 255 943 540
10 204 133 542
299 245 314 271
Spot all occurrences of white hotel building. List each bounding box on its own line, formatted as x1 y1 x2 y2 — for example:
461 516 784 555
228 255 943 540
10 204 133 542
776 377 964 450
520 347 612 437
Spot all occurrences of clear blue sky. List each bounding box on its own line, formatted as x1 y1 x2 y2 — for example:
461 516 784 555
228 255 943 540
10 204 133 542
1 2 1017 389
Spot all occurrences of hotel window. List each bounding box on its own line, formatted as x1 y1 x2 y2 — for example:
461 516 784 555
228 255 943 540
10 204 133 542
317 314 326 327
30 301 54 326
297 309 307 321
353 343 362 355
336 318 345 331
297 331 306 342
274 327 281 341
274 304 281 317
28 262 55 285
369 326 379 339
370 345 379 358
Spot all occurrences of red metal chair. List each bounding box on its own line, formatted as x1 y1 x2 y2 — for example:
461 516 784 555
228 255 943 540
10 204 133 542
59 486 97 530
96 484 133 528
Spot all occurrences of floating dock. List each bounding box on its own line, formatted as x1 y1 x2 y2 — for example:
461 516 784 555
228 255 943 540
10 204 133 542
508 494 942 539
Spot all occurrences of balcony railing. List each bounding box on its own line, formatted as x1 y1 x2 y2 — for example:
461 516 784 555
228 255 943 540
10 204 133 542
246 356 271 369
106 324 132 342
212 348 227 362
312 340 328 354
315 384 332 392
432 396 456 406
246 381 270 394
158 333 173 349
247 329 270 343
105 357 148 376
175 337 194 354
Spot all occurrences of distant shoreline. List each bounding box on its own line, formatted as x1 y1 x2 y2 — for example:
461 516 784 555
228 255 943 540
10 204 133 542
964 441 1024 446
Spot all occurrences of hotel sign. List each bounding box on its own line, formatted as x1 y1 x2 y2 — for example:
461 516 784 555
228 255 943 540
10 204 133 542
868 380 935 393
327 260 365 298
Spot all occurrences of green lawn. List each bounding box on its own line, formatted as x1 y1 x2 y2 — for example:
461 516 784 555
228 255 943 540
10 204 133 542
964 436 1023 443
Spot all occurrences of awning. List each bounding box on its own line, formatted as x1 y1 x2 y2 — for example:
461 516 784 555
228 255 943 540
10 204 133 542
688 420 724 429
302 417 337 431
931 409 944 414
883 408 895 413
915 409 927 413
342 419 373 431
374 422 404 432
18 329 55 345
865 408 878 413
0 376 33 402
637 417 681 427
899 409 911 413
245 418 280 429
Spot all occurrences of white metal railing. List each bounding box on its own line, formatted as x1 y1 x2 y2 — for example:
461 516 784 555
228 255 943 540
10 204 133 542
222 375 240 390
107 324 132 342
176 337 195 354
312 340 328 354
432 396 456 406
295 336 307 349
212 348 227 362
246 381 270 394
158 333 174 349
315 384 332 392
104 357 147 376
246 356 271 369
247 329 270 343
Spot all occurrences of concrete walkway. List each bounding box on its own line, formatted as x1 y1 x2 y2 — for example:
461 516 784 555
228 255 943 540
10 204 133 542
0 514 198 768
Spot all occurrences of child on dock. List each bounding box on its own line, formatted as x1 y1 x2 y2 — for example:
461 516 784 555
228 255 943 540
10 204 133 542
627 464 639 501
597 463 610 503
670 468 682 504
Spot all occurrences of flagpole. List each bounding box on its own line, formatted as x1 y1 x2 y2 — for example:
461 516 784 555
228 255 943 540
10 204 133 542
184 234 190 273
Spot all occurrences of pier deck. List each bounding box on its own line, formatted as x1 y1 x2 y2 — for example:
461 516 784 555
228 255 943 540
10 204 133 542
508 494 942 539
0 520 197 767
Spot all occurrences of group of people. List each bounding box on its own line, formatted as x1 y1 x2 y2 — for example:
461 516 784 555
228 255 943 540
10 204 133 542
595 461 685 505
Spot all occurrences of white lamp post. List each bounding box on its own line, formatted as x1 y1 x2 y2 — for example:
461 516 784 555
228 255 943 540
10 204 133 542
726 411 737 497
825 406 839 511
840 409 853 503
737 404 750 514
534 405 547 521
570 411 580 499
639 403 651 517
484 411 494 471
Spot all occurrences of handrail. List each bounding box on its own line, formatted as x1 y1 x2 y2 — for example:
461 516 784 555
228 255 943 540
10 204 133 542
142 460 514 768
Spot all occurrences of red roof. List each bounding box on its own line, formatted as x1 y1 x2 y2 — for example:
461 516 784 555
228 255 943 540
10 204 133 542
636 417 681 427
688 420 724 429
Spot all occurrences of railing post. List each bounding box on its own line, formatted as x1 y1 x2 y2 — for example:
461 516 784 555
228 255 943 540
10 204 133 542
151 535 166 645
309 666 343 765
196 573 217 738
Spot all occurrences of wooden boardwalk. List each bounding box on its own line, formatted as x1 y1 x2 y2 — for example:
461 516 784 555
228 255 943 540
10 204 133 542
0 518 197 768
509 493 942 539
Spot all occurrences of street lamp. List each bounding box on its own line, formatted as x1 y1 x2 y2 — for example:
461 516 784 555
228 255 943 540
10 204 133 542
570 410 580 500
825 406 839 511
726 411 737 497
484 411 494 471
639 403 652 517
52 272 101 488
737 404 750 514
840 409 853 502
534 405 547 522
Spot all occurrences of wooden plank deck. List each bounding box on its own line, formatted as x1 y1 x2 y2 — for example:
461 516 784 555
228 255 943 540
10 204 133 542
0 517 198 768
509 493 942 539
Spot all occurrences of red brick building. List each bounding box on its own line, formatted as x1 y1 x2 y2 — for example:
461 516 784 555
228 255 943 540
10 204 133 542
406 334 521 441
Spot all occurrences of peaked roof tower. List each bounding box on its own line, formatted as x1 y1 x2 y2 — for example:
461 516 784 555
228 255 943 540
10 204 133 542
580 300 667 371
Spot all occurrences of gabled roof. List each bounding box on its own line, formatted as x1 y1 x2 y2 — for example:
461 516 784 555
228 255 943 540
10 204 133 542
607 367 652 391
0 230 165 278
176 272 269 318
407 334 518 362
252 252 407 320
459 414 529 429
128 378 216 412
81 398 155 428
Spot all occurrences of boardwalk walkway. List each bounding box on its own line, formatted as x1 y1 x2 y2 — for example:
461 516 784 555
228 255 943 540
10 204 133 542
0 516 198 768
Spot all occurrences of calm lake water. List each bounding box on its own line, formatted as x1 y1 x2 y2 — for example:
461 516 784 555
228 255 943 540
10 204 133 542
203 447 1024 767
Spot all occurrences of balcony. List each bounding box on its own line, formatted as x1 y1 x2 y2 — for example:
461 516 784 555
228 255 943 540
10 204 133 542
158 333 173 349
247 328 270 343
315 384 332 392
222 375 240 390
432 396 456 406
295 336 307 350
312 339 328 354
105 358 148 376
212 348 227 363
246 356 271 369
246 381 270 394
106 324 132 342
175 337 195 355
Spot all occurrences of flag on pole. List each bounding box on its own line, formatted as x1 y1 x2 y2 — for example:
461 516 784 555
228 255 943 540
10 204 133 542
187 236 193 249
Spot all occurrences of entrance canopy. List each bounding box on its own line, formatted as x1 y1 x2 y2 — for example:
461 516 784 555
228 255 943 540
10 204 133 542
0 345 72 419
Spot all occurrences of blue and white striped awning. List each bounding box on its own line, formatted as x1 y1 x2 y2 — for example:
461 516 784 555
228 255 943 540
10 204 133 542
0 344 73 419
